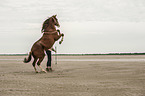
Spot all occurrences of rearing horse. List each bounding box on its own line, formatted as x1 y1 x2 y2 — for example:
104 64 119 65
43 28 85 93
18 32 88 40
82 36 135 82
24 15 64 73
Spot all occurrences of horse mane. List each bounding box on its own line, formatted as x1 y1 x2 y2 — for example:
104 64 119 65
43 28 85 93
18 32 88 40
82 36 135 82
41 18 50 33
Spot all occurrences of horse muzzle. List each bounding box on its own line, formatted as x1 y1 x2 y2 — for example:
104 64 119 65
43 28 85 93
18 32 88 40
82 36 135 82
56 23 60 27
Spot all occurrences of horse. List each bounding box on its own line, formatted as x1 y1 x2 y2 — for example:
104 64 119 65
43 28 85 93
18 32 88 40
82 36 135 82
23 15 64 73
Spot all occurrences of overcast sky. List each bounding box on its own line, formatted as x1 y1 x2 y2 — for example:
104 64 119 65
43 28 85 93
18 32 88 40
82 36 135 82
0 0 145 54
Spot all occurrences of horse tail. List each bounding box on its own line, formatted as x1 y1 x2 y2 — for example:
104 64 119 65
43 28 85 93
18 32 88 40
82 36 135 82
23 52 32 63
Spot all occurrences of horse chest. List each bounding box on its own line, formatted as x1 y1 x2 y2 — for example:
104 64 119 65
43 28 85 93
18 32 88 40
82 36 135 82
42 35 55 42
39 35 55 49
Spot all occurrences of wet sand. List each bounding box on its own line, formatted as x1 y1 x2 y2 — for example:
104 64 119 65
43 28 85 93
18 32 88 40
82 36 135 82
0 55 145 96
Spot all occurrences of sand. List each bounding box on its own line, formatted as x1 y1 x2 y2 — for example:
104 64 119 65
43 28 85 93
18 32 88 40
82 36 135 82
0 55 145 96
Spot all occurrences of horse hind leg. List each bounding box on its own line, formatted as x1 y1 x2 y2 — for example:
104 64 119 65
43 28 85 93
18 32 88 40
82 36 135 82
32 58 38 73
37 56 47 73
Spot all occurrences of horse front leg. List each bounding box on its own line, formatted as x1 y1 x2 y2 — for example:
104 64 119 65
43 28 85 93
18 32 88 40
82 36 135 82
55 33 64 44
59 34 64 44
57 29 60 34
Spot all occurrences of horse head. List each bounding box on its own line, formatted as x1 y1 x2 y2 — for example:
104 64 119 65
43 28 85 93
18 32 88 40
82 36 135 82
41 15 60 32
51 15 60 27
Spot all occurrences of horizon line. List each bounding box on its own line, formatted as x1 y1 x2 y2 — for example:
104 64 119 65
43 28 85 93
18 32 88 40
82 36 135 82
0 52 145 56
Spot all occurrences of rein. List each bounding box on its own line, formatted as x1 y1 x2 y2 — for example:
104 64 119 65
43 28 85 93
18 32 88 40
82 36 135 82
43 31 58 35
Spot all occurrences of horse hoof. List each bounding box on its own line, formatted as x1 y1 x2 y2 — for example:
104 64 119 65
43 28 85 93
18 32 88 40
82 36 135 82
57 29 60 32
44 71 47 73
41 70 47 73
35 71 38 73
59 41 62 44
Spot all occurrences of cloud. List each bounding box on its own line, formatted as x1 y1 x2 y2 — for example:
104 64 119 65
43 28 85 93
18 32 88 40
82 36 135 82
1 0 145 22
0 0 145 53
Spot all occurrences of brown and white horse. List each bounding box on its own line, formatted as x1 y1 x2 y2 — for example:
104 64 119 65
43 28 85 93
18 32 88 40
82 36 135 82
24 15 64 73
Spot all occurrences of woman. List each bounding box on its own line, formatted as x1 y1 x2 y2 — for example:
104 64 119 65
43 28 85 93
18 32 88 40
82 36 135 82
46 48 56 72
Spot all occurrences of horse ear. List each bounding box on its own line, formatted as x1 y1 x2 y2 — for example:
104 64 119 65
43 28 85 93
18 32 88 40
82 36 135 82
54 14 57 17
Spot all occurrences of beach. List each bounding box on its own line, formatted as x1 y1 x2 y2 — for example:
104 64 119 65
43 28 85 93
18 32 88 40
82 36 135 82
0 55 145 96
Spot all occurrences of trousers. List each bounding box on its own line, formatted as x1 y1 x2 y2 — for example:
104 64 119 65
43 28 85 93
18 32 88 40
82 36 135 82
46 50 51 67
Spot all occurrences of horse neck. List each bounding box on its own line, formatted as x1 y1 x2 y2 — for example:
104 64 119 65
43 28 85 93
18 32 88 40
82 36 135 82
45 24 56 32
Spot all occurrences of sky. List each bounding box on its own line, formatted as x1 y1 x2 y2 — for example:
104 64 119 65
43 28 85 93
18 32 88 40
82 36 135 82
0 0 145 54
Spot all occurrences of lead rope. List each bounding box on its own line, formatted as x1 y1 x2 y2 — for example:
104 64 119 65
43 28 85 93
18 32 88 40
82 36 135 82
55 46 57 64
